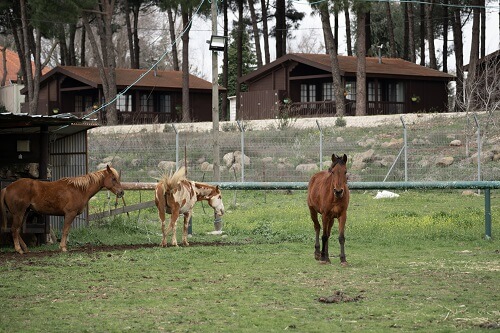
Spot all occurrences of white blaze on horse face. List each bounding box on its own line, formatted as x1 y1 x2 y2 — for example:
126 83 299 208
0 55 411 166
210 195 225 216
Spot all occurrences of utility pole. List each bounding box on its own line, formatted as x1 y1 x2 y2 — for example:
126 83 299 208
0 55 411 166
211 0 220 181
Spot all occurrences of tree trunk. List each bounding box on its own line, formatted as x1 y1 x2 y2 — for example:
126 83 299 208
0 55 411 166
220 0 229 119
468 0 480 83
275 0 285 58
334 10 338 54
480 0 485 58
425 0 437 69
181 9 191 122
1 47 7 86
235 0 243 118
385 1 396 57
319 3 345 116
248 0 262 67
80 21 86 66
261 0 270 64
344 1 352 56
82 2 118 125
167 7 179 71
408 2 416 63
364 11 371 56
442 0 448 72
68 23 77 66
419 3 425 66
402 2 409 60
124 0 137 68
20 0 36 114
451 4 464 108
132 4 140 68
356 10 367 116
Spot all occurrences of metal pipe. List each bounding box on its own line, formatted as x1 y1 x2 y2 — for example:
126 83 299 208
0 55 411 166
171 124 179 170
400 116 407 182
316 120 323 169
237 120 245 182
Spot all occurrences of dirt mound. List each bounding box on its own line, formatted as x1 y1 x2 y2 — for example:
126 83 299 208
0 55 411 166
318 290 364 303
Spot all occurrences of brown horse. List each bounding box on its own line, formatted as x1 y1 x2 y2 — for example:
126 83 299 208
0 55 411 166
307 153 350 265
0 165 124 254
155 166 225 247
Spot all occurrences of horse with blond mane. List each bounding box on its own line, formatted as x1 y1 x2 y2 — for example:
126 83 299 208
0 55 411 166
0 165 124 254
307 153 350 265
155 166 225 247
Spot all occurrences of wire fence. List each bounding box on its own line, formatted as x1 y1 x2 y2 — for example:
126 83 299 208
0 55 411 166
88 112 499 184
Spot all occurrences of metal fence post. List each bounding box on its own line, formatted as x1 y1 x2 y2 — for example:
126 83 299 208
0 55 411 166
473 114 481 182
400 116 408 182
171 124 179 170
485 188 491 239
316 120 323 169
237 120 245 182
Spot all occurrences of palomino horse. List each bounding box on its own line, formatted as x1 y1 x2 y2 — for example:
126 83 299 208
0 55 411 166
307 153 350 265
0 165 124 254
155 166 225 247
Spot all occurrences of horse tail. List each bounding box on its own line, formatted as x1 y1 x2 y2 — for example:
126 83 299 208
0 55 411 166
0 188 7 231
160 166 186 193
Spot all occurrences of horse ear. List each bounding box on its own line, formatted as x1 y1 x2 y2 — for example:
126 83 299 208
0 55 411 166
342 154 348 163
106 165 112 172
331 154 336 162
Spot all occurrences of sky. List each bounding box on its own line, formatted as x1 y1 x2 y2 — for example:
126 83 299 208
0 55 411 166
188 1 500 81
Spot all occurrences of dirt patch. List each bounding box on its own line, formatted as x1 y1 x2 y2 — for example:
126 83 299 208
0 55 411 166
0 241 236 265
318 290 364 303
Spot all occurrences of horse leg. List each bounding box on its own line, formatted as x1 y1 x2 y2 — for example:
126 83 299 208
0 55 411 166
338 214 348 266
309 207 321 260
157 204 168 247
181 211 191 246
163 209 179 247
59 213 77 252
320 215 333 264
11 213 27 254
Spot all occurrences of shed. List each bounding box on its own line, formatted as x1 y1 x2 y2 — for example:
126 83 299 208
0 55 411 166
0 112 99 243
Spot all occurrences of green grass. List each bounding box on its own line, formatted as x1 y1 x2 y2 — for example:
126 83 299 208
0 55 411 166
1 190 499 332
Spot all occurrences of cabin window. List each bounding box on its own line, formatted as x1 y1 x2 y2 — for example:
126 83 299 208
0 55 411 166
74 95 95 113
300 84 317 102
345 81 356 100
117 94 133 112
322 82 335 101
140 94 154 112
158 94 171 113
368 82 381 102
387 82 404 102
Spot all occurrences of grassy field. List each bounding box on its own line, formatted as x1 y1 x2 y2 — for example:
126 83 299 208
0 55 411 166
1 189 499 332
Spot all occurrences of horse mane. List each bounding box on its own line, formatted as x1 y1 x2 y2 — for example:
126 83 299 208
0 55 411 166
160 166 187 193
63 167 116 191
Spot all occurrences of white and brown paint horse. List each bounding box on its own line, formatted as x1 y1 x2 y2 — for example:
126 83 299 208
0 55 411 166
155 166 225 247
0 165 124 254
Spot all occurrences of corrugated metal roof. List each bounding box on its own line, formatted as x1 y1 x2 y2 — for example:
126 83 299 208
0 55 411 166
0 112 99 138
240 53 455 83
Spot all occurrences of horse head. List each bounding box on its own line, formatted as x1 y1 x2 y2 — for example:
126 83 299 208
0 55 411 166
208 185 225 217
103 165 125 198
328 153 348 199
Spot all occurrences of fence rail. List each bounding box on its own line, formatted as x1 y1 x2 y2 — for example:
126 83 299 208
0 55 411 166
118 180 499 239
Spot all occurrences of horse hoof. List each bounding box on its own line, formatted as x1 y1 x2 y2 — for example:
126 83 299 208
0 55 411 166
319 260 331 265
340 261 348 267
60 248 67 252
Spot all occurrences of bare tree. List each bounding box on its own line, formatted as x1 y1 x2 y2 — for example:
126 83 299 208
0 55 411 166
344 0 352 56
355 8 367 116
82 0 119 125
425 0 437 69
318 2 345 116
260 0 271 64
407 2 416 63
248 0 263 67
385 1 396 57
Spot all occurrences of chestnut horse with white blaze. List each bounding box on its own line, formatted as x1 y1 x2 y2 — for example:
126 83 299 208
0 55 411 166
307 153 350 265
0 165 124 254
155 166 225 247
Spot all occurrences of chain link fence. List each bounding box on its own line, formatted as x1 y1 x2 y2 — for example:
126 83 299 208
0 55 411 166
88 112 498 184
